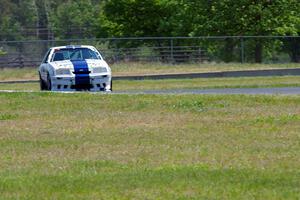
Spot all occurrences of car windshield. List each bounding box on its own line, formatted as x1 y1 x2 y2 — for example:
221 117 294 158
52 48 101 61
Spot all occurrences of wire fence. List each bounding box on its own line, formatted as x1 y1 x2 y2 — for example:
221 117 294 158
0 36 299 68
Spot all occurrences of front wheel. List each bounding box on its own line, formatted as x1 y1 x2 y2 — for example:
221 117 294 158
39 73 47 90
110 80 112 92
46 73 52 91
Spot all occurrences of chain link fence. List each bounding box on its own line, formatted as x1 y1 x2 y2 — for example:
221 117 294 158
0 36 299 68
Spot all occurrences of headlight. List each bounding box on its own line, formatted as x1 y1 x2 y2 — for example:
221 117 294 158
93 67 107 74
55 68 71 75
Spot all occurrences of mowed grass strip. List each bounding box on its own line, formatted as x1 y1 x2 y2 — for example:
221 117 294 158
1 62 300 81
0 93 300 199
1 76 300 91
111 62 300 76
115 76 300 91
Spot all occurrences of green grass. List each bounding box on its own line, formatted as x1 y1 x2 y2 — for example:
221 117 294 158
1 62 300 81
1 92 300 199
0 67 38 81
111 62 300 76
0 83 39 91
1 76 300 91
115 76 300 91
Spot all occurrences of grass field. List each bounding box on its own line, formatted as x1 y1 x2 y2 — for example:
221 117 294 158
1 76 300 92
1 62 300 81
1 92 300 199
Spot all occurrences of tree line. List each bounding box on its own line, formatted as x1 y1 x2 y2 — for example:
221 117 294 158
0 0 299 62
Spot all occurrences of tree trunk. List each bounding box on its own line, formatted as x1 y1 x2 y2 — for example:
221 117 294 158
255 41 262 63
223 38 235 62
290 38 300 63
35 0 48 40
35 0 49 58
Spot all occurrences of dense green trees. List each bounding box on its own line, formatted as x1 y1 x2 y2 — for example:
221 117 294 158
0 0 299 62
101 0 299 62
0 0 37 40
184 0 300 62
1 0 298 39
51 0 102 39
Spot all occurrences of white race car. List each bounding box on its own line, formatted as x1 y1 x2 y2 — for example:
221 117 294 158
38 45 112 92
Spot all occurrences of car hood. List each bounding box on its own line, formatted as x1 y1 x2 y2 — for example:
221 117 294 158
50 59 109 70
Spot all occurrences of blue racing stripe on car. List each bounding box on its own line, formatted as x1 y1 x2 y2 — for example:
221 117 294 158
71 60 90 86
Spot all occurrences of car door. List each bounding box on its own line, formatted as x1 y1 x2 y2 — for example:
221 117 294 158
40 49 51 80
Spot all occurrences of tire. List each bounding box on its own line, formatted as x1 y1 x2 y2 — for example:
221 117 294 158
39 73 47 90
46 73 52 91
110 80 113 92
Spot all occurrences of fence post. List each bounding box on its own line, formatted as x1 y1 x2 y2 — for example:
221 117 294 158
17 42 24 68
240 37 245 63
170 38 174 63
18 54 24 68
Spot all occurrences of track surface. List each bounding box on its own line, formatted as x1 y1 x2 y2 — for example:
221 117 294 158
1 87 300 95
1 68 300 84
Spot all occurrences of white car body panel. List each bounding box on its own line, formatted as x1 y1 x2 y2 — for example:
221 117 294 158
38 45 112 92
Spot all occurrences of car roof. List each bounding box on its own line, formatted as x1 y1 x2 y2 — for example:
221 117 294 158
51 45 96 50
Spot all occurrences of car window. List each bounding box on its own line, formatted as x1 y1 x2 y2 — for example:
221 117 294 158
42 49 51 63
52 48 101 62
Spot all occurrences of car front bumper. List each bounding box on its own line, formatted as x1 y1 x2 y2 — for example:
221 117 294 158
51 74 112 92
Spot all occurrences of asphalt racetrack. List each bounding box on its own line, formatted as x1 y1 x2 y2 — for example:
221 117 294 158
1 87 300 95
